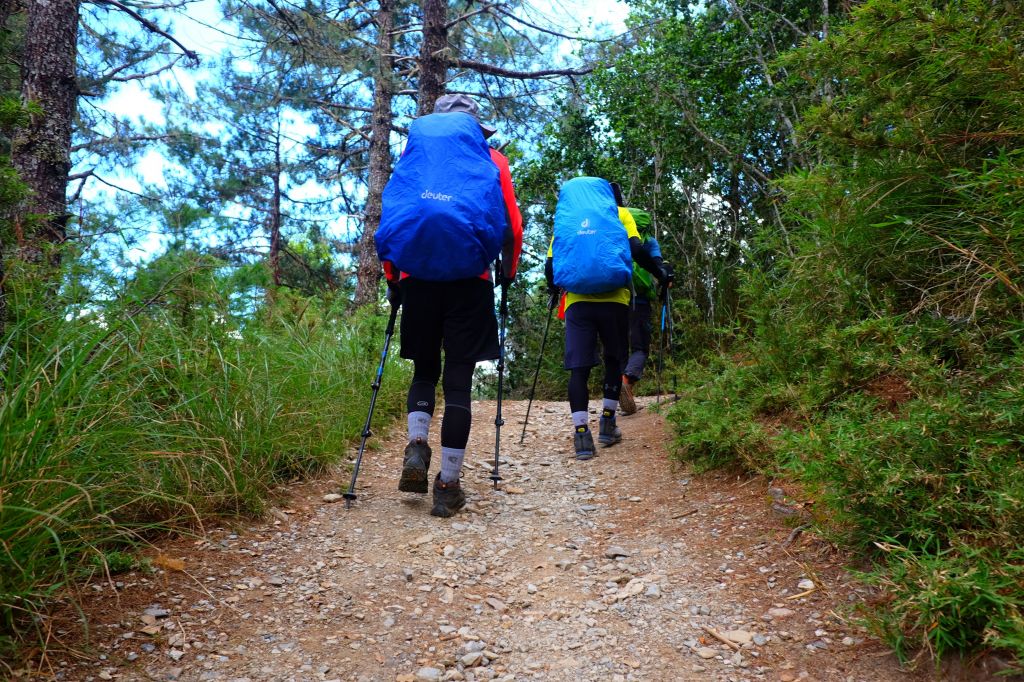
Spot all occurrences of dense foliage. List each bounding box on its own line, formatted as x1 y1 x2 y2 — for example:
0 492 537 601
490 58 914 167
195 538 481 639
663 0 1024 668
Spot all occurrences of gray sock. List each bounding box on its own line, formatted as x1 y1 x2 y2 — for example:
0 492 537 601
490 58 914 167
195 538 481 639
571 410 589 429
439 446 465 484
602 398 618 417
408 411 431 442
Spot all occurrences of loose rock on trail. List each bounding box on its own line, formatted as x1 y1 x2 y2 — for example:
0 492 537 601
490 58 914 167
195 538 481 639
43 398 927 682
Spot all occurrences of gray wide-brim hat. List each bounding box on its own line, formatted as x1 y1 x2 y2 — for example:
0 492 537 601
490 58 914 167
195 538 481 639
433 94 498 138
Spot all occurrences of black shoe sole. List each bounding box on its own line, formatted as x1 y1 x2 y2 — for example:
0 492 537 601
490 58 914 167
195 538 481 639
398 466 428 494
430 502 459 518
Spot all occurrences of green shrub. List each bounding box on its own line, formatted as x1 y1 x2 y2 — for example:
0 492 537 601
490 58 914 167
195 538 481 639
0 283 409 654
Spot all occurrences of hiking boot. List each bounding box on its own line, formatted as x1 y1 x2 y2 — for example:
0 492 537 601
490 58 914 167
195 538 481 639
619 375 637 415
574 427 595 461
398 438 431 493
430 474 466 518
598 414 622 447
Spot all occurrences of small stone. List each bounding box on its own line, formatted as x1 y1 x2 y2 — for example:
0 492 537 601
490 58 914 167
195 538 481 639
753 634 768 646
526 584 538 594
403 568 415 582
780 674 796 682
696 647 718 659
485 597 506 611
579 504 598 512
411 534 434 547
460 652 483 667
322 493 344 503
842 636 855 646
644 583 661 599
143 607 170 618
725 630 753 645
415 667 442 682
604 546 630 559
797 578 815 590
266 576 285 587
767 607 795 620
168 648 185 662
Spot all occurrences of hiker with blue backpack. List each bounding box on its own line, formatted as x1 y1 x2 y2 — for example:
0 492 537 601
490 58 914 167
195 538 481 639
545 178 668 460
618 207 673 416
375 94 523 517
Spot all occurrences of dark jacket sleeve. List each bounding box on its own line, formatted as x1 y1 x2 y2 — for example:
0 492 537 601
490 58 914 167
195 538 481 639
630 237 665 283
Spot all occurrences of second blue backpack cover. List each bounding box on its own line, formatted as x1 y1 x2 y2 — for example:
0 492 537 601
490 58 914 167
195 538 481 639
552 177 632 294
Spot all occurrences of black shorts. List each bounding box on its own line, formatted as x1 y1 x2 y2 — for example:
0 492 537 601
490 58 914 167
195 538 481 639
399 277 500 364
563 301 628 370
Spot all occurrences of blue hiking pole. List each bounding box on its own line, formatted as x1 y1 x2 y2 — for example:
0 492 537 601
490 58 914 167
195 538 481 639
657 285 669 404
491 266 510 488
344 300 400 508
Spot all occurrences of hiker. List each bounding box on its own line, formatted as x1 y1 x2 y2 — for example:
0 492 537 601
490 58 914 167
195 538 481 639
544 178 667 460
618 207 672 415
375 94 522 518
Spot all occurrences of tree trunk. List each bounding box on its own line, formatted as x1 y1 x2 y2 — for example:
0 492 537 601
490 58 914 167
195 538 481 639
269 122 283 293
12 0 80 265
417 0 447 116
353 0 395 308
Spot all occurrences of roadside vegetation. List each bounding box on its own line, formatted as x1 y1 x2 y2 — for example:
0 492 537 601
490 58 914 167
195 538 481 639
0 257 409 660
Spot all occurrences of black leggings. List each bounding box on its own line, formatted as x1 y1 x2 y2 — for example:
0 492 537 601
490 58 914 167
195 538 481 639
568 362 621 414
407 356 475 449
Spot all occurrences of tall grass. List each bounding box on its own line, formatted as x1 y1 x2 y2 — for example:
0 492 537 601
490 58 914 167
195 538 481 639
0 296 408 660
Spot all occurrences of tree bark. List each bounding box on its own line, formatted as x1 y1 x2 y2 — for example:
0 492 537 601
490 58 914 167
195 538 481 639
269 124 283 292
12 0 80 265
417 0 447 116
353 0 395 308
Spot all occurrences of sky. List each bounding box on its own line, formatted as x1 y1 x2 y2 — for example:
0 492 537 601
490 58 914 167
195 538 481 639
93 0 632 264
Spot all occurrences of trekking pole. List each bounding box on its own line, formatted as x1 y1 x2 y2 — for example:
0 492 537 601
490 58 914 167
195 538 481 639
519 291 557 444
344 300 400 509
666 288 678 401
491 270 510 488
656 286 668 404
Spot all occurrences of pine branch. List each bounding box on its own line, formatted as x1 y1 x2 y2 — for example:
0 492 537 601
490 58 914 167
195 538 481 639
449 58 593 80
446 3 500 29
88 0 200 64
492 6 619 43
105 56 184 84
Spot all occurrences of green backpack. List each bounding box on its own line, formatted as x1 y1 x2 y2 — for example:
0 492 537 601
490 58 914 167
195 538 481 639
627 208 658 301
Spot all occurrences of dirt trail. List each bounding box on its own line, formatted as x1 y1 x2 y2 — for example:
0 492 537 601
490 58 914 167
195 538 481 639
42 398 926 682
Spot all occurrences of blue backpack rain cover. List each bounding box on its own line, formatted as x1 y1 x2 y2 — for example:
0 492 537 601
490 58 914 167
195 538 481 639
376 112 506 281
551 177 632 294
